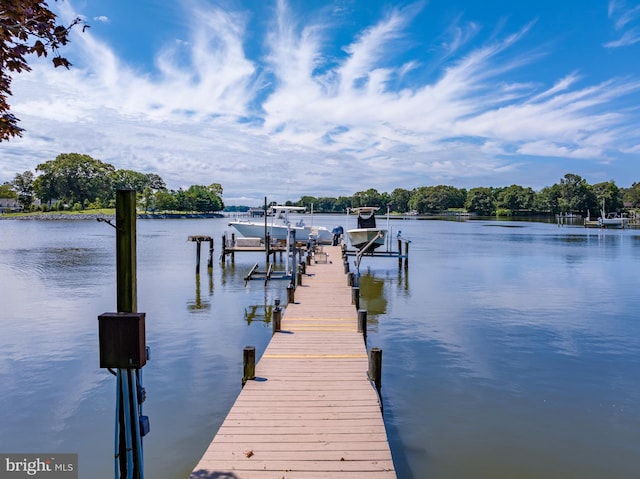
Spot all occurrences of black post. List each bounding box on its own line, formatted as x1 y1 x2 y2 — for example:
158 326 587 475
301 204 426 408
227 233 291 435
115 190 143 479
351 286 360 309
357 309 367 344
242 346 256 386
208 238 214 270
195 240 201 275
368 347 382 394
272 299 282 334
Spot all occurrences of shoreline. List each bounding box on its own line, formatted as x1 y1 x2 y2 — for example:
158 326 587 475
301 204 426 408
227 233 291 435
0 212 224 220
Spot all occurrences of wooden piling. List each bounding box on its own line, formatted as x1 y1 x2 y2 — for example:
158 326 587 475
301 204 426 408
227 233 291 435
242 346 256 387
358 309 368 343
351 286 360 309
368 347 382 394
287 283 295 303
272 307 282 334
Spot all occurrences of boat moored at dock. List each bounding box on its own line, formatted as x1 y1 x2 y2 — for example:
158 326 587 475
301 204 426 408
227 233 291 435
347 207 387 251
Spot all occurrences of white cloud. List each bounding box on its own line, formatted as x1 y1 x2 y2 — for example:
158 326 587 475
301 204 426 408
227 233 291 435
606 0 640 47
2 1 640 204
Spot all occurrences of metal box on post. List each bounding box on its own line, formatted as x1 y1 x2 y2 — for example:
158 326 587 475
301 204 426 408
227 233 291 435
98 312 147 369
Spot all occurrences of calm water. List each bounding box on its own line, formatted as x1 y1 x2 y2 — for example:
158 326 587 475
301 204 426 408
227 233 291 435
0 217 638 478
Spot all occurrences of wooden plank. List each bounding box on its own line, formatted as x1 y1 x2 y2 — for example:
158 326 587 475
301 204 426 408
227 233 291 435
190 246 396 479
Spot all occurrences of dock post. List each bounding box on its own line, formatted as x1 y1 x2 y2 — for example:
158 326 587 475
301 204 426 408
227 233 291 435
195 240 202 275
272 299 282 334
221 234 227 265
344 258 350 273
287 283 295 303
306 252 311 266
296 264 303 286
368 347 382 395
351 286 360 309
358 309 367 344
397 238 402 268
404 240 409 269
242 346 256 387
347 272 355 286
231 233 236 262
112 189 146 479
208 238 214 270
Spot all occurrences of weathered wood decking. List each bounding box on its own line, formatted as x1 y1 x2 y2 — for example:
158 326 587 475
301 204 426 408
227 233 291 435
190 246 396 479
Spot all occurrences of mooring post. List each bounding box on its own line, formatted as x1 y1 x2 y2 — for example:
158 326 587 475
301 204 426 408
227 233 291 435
358 309 367 343
113 189 146 479
231 233 236 262
347 272 355 286
398 237 402 268
404 240 409 269
296 264 303 286
221 234 227 264
195 240 202 275
344 258 350 273
272 299 282 334
287 283 295 303
208 238 214 270
368 347 382 394
351 286 360 309
242 346 256 387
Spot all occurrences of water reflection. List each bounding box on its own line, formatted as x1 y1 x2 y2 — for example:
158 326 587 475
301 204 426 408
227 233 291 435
244 301 274 327
186 272 213 311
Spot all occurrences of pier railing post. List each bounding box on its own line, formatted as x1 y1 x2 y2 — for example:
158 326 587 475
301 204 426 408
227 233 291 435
287 283 295 303
272 299 282 334
357 309 367 344
208 238 214 270
195 240 202 275
351 286 360 309
242 346 256 387
296 264 303 286
368 347 382 395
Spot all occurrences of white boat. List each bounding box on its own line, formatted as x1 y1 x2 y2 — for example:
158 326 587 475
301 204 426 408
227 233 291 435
347 207 387 250
599 212 628 228
228 206 334 243
597 200 628 228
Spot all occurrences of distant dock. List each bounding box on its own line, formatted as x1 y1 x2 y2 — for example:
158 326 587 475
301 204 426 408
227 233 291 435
190 245 396 478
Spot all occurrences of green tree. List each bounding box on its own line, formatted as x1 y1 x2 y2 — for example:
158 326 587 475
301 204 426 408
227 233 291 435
465 187 496 215
12 170 34 209
1 1 83 140
557 173 596 215
592 181 623 214
184 184 223 212
352 188 383 208
153 190 178 211
0 181 17 198
34 153 115 207
409 185 466 213
110 169 149 193
534 184 561 214
390 188 411 213
623 182 640 207
496 184 535 213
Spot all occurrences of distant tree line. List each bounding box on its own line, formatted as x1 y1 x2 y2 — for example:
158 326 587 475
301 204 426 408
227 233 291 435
2 153 224 213
4 160 640 218
286 173 640 217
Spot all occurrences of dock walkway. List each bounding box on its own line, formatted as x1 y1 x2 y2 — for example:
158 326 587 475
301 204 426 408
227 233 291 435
190 246 396 478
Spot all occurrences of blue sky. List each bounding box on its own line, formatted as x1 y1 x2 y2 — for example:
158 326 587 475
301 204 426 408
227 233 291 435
2 0 639 205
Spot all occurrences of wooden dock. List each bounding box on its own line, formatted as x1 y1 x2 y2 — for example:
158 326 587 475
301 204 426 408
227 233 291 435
190 246 396 479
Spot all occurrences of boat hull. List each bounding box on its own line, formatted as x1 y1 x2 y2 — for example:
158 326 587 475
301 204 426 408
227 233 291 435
347 228 387 250
229 221 333 243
